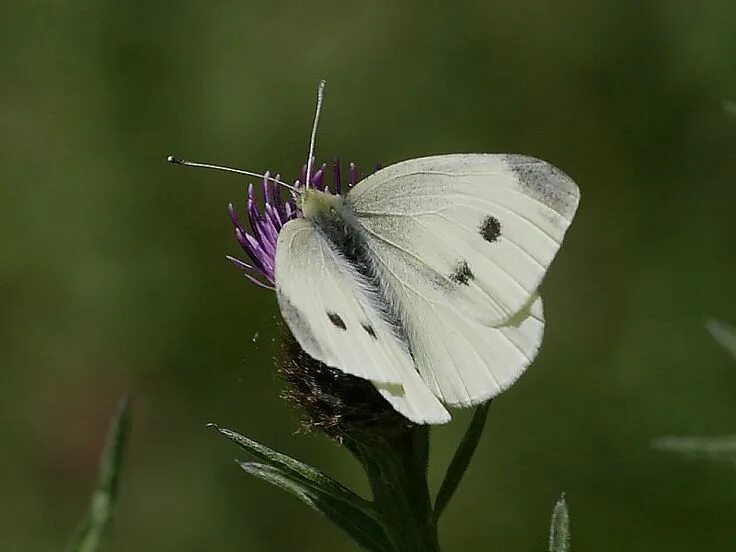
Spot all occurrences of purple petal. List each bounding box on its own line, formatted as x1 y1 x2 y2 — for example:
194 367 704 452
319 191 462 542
227 255 275 288
228 203 245 233
264 203 282 231
247 195 266 238
312 163 326 189
226 255 254 271
262 172 272 206
243 271 275 290
245 229 274 269
270 173 283 213
257 224 278 260
235 228 268 273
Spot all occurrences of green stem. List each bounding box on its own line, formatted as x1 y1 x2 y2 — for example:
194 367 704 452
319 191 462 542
346 425 440 552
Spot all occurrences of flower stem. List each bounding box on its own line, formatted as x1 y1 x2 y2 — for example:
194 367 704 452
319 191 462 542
346 425 440 552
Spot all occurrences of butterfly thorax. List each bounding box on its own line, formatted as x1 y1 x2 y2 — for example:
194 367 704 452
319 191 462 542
298 188 376 285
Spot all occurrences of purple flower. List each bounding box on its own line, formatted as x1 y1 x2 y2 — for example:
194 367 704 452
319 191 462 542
227 160 363 289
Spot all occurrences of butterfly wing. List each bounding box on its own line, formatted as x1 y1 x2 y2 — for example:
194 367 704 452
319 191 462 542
346 154 578 406
347 154 579 326
274 217 450 424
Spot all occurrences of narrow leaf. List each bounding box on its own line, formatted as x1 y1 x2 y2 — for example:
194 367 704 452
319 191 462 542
240 462 392 552
68 396 131 552
706 318 736 360
433 401 491 522
211 424 391 552
209 423 371 507
549 493 570 552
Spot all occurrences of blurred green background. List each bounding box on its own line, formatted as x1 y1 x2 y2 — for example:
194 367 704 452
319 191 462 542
2 1 736 550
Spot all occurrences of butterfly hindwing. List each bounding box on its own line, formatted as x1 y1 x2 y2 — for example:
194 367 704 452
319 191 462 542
359 222 547 405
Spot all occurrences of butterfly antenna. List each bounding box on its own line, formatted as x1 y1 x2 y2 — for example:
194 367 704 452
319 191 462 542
167 155 298 192
305 80 326 189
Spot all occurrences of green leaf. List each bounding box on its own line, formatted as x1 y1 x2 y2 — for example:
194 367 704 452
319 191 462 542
549 493 570 552
240 461 392 552
724 100 736 116
706 318 736 360
433 401 491 522
652 435 736 465
211 424 392 552
68 396 131 552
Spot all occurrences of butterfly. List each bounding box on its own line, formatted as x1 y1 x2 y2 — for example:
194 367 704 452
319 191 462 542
275 152 579 424
170 82 580 424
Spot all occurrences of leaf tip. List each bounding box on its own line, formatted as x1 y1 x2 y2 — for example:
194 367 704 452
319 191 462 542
549 492 570 552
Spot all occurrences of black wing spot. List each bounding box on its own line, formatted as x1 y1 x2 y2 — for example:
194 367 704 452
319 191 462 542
449 260 474 286
327 311 347 330
361 322 377 339
480 215 502 243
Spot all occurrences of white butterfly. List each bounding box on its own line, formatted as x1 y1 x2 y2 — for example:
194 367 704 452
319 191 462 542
171 83 580 424
275 152 579 424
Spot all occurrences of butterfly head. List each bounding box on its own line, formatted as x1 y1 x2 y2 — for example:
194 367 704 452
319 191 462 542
298 188 345 221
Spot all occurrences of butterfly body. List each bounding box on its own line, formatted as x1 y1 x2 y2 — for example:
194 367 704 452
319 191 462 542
275 154 579 424
298 187 412 347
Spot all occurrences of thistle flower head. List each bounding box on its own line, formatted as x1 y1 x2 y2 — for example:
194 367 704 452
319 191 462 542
227 160 362 290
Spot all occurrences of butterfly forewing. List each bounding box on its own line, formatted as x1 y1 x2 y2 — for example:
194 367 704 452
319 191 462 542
274 218 450 424
343 154 577 407
347 154 579 326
